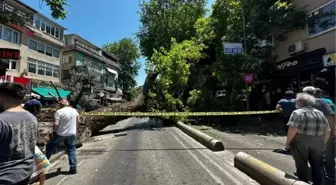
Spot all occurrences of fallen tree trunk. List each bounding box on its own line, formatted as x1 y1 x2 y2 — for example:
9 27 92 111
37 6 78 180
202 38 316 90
38 72 158 139
86 72 158 135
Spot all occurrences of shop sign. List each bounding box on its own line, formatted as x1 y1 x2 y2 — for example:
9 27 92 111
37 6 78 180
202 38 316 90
223 42 244 55
276 60 299 70
0 75 12 83
275 48 326 73
323 52 336 67
0 48 20 60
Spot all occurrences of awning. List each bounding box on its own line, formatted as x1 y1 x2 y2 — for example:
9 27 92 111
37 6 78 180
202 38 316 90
107 67 118 77
32 87 71 100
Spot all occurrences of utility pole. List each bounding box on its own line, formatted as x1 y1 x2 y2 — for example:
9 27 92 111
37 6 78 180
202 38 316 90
242 8 247 54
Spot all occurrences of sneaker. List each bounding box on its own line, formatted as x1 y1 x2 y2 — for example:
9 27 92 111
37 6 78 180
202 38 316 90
69 168 77 175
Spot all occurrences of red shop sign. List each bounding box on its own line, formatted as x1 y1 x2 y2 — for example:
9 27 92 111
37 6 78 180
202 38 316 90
0 48 20 60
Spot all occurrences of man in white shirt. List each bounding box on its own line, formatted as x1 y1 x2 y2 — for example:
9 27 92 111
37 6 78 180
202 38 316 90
45 99 80 174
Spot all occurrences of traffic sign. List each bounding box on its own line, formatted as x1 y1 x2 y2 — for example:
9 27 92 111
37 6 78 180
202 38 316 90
223 42 244 55
243 74 254 84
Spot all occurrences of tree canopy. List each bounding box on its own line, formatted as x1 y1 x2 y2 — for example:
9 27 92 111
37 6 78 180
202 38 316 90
138 0 307 112
103 38 141 100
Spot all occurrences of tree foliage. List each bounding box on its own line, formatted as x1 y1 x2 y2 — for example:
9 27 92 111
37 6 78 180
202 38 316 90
138 0 206 58
103 38 141 100
138 0 307 112
0 0 68 25
66 58 100 108
148 39 205 111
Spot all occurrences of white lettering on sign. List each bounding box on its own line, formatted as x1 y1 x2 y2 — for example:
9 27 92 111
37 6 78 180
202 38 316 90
276 60 299 70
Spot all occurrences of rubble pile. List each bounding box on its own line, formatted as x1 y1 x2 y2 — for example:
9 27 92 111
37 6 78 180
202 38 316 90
37 94 145 143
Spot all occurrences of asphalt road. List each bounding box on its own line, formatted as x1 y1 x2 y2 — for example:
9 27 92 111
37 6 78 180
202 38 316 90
42 118 259 185
191 125 296 176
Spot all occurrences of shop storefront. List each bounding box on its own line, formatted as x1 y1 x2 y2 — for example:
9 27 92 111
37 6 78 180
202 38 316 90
249 48 329 110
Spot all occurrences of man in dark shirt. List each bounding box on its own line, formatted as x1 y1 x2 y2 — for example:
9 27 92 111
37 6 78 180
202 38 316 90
276 90 296 133
24 96 42 116
303 86 335 182
0 82 38 185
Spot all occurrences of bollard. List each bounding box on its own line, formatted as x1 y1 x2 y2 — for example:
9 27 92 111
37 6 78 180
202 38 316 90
234 152 309 185
176 121 224 151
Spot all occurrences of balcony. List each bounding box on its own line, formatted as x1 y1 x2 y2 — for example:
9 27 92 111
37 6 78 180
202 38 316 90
64 41 104 62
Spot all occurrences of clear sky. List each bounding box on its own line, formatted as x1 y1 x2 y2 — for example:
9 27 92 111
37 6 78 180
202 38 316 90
22 0 214 86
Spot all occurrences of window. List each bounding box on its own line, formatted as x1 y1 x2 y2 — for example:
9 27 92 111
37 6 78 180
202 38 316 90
37 62 45 75
46 46 52 56
28 59 37 73
51 25 55 36
46 64 53 76
29 40 38 51
62 70 70 79
38 43 45 54
12 31 19 44
52 49 60 58
65 37 70 45
1 26 20 44
53 66 59 78
27 58 60 78
41 20 45 31
3 27 12 42
9 60 17 70
308 1 336 37
46 23 50 34
60 30 64 40
56 27 60 38
68 56 72 63
34 16 40 29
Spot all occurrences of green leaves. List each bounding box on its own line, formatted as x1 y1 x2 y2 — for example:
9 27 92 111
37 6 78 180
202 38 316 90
149 38 205 111
103 38 141 100
138 0 206 58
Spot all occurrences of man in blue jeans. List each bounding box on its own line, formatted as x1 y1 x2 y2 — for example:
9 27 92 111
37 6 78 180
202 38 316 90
46 99 80 174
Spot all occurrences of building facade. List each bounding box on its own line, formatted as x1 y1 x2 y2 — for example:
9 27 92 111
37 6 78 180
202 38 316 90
0 0 65 88
271 0 335 97
61 34 120 98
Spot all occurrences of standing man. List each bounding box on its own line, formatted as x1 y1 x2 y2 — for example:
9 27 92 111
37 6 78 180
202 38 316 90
302 86 335 182
315 88 336 112
315 88 336 181
286 93 330 185
24 96 42 116
46 99 80 174
276 90 296 133
0 82 38 185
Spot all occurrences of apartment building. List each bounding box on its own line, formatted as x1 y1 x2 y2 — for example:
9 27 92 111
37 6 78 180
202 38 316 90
272 0 335 97
0 0 65 90
61 34 120 99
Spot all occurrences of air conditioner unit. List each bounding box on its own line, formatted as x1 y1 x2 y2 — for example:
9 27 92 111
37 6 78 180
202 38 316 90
287 41 305 55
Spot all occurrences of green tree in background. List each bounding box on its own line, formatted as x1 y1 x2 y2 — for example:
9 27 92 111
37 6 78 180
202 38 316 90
103 38 141 101
187 0 307 111
138 0 206 59
137 0 206 111
0 0 68 25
